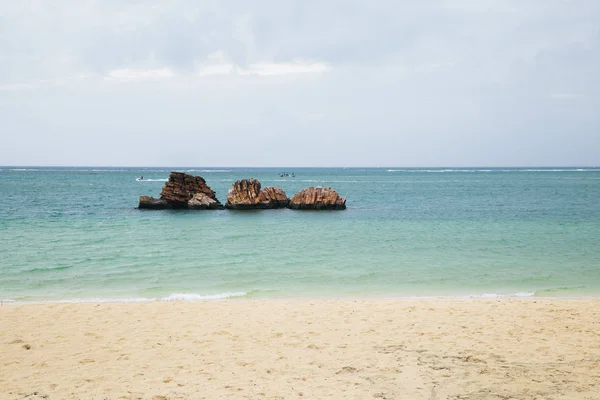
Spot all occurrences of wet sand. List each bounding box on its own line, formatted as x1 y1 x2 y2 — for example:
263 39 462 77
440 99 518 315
1 300 599 399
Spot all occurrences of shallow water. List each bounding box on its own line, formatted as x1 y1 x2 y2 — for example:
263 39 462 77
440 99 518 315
1 167 599 302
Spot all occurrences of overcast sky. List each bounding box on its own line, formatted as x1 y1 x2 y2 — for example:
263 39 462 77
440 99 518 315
1 1 599 167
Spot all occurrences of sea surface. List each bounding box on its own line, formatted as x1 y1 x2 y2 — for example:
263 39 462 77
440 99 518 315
1 167 599 302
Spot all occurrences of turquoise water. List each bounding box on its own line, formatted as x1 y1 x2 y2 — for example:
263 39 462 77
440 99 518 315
1 167 599 302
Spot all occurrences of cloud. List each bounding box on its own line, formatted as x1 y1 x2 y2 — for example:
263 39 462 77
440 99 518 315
195 51 331 77
1 1 598 85
197 64 236 76
0 75 94 91
0 60 331 90
238 61 331 76
104 68 176 81
0 0 599 166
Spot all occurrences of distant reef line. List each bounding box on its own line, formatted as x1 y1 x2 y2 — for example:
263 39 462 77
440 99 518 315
138 171 346 211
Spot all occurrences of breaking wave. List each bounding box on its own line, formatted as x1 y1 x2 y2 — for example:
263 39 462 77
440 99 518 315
386 168 600 173
161 292 247 301
8 292 249 304
186 169 232 173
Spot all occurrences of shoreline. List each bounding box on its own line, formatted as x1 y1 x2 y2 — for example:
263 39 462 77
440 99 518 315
2 299 599 399
3 292 600 305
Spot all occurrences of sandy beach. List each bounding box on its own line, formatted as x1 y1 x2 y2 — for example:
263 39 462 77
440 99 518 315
1 300 599 400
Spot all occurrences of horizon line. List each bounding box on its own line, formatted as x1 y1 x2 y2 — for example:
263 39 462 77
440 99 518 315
1 165 599 169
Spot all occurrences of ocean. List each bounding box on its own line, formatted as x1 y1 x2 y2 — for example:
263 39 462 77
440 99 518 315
1 167 599 302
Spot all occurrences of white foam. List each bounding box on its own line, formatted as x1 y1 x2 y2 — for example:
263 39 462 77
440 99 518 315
5 292 248 305
386 169 486 173
136 178 168 182
42 297 153 304
392 292 538 300
386 168 600 173
478 292 535 299
516 169 597 172
161 292 247 301
186 169 232 173
514 292 535 297
270 179 360 183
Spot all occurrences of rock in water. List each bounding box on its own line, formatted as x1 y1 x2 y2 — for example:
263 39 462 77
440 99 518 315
259 186 290 208
225 178 261 208
188 193 221 210
138 172 223 210
288 186 346 210
138 195 172 210
225 179 290 209
160 172 221 208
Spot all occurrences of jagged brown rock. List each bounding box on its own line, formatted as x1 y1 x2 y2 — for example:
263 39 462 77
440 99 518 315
188 192 221 210
160 172 221 208
259 186 290 208
225 179 289 209
288 186 346 210
138 172 222 210
138 174 348 211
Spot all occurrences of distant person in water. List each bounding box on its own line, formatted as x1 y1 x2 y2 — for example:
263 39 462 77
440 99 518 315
140 176 143 180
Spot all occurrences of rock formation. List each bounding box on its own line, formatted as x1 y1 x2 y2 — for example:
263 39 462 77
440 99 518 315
288 186 346 210
138 174 348 211
188 192 221 210
259 186 290 208
225 178 289 209
138 195 171 210
138 172 223 210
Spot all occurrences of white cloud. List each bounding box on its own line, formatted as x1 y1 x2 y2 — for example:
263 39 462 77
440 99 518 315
1 1 599 166
195 51 236 76
195 51 332 77
0 60 330 91
197 64 236 76
0 75 99 91
104 68 176 81
239 61 331 76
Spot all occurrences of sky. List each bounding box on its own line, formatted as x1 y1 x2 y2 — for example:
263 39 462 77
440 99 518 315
1 0 599 167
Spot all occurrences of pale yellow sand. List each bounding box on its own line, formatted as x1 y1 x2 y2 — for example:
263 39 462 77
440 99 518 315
1 300 599 400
